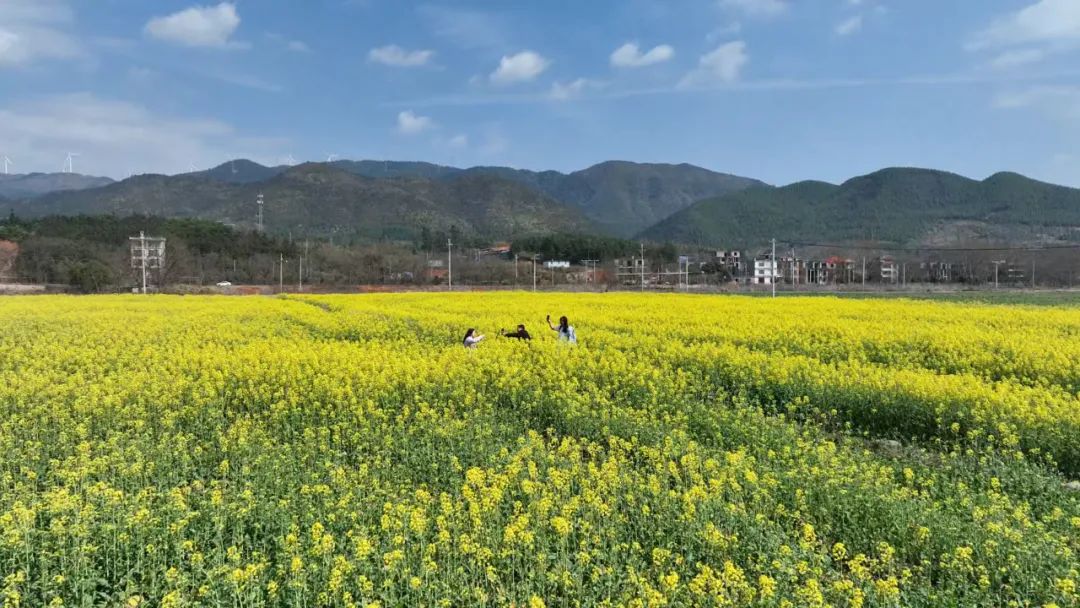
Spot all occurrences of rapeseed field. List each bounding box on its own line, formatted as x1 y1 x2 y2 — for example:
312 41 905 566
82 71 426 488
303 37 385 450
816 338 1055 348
0 293 1078 607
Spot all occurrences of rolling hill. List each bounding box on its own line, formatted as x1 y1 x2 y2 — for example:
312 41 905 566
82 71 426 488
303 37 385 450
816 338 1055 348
0 172 114 200
195 159 765 236
454 161 766 236
639 168 1080 248
16 164 592 242
190 159 288 184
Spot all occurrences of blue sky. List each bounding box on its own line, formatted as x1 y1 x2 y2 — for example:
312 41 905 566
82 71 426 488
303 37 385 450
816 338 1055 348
0 0 1078 186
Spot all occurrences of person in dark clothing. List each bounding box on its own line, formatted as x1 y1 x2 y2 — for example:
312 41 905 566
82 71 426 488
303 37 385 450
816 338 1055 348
502 324 532 341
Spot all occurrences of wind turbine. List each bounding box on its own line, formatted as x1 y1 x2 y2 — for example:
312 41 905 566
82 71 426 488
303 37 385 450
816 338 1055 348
326 153 338 162
286 154 297 166
1 155 11 175
64 152 81 174
231 160 238 175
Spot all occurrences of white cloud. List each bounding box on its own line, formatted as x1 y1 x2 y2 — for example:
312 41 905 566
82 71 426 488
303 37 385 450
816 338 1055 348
610 42 675 68
707 22 744 42
679 41 749 87
368 45 434 67
0 0 82 68
490 51 550 85
971 0 1080 50
145 3 242 49
264 33 310 54
397 110 434 134
835 15 863 36
990 48 1046 69
0 93 284 177
969 0 1080 69
417 5 507 50
549 78 595 101
718 0 788 18
994 86 1080 118
448 134 469 148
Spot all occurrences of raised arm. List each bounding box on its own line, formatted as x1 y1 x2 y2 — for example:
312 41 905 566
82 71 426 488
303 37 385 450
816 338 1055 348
546 315 557 331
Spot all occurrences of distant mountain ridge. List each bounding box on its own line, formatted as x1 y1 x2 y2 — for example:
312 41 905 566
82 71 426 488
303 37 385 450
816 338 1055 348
12 160 1080 249
188 159 765 236
639 167 1080 248
0 172 113 200
17 163 593 242
188 159 288 184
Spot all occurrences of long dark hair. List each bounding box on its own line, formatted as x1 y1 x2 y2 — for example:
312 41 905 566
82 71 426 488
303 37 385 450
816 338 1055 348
559 316 569 333
463 328 475 344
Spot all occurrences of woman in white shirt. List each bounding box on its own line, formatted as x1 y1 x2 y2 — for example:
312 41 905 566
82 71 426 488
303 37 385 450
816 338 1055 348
463 328 485 348
546 315 577 344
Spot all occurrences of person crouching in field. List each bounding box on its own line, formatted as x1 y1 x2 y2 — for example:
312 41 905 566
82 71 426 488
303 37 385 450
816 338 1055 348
502 324 532 341
546 315 577 344
463 328 484 348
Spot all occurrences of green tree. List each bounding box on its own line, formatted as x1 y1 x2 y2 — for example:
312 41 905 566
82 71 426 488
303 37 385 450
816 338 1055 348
67 259 114 293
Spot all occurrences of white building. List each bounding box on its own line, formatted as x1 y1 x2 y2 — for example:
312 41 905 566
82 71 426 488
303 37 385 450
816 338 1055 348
880 256 898 283
753 254 782 285
543 260 570 269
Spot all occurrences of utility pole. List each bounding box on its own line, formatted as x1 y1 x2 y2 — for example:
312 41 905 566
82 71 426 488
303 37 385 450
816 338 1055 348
514 254 519 287
256 194 265 233
129 231 165 294
532 256 537 292
298 255 303 292
1032 259 1036 289
790 248 797 288
992 260 1005 289
582 259 599 287
640 243 645 292
861 257 866 288
279 253 284 292
447 237 453 290
139 231 147 294
771 238 776 298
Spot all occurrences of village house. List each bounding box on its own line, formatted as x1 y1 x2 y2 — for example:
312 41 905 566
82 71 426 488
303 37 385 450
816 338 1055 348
425 259 447 281
753 253 782 285
920 261 953 283
714 250 744 274
880 256 898 283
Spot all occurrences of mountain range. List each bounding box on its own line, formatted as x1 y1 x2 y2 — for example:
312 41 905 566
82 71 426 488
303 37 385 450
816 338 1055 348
0 172 113 200
639 168 1080 248
182 158 762 236
12 159 763 239
6 160 1080 248
15 164 595 242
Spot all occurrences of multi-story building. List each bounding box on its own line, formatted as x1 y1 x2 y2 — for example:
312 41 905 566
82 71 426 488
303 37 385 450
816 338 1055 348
880 256 898 283
920 261 953 282
714 250 744 274
805 260 828 285
825 256 856 284
753 254 782 285
614 257 647 285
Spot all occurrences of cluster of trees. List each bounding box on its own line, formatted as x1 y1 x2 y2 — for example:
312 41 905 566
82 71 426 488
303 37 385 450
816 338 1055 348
1 214 564 291
1 214 298 292
509 233 678 264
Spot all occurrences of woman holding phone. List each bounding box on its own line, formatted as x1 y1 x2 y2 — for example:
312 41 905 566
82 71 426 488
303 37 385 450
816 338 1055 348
546 315 577 344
